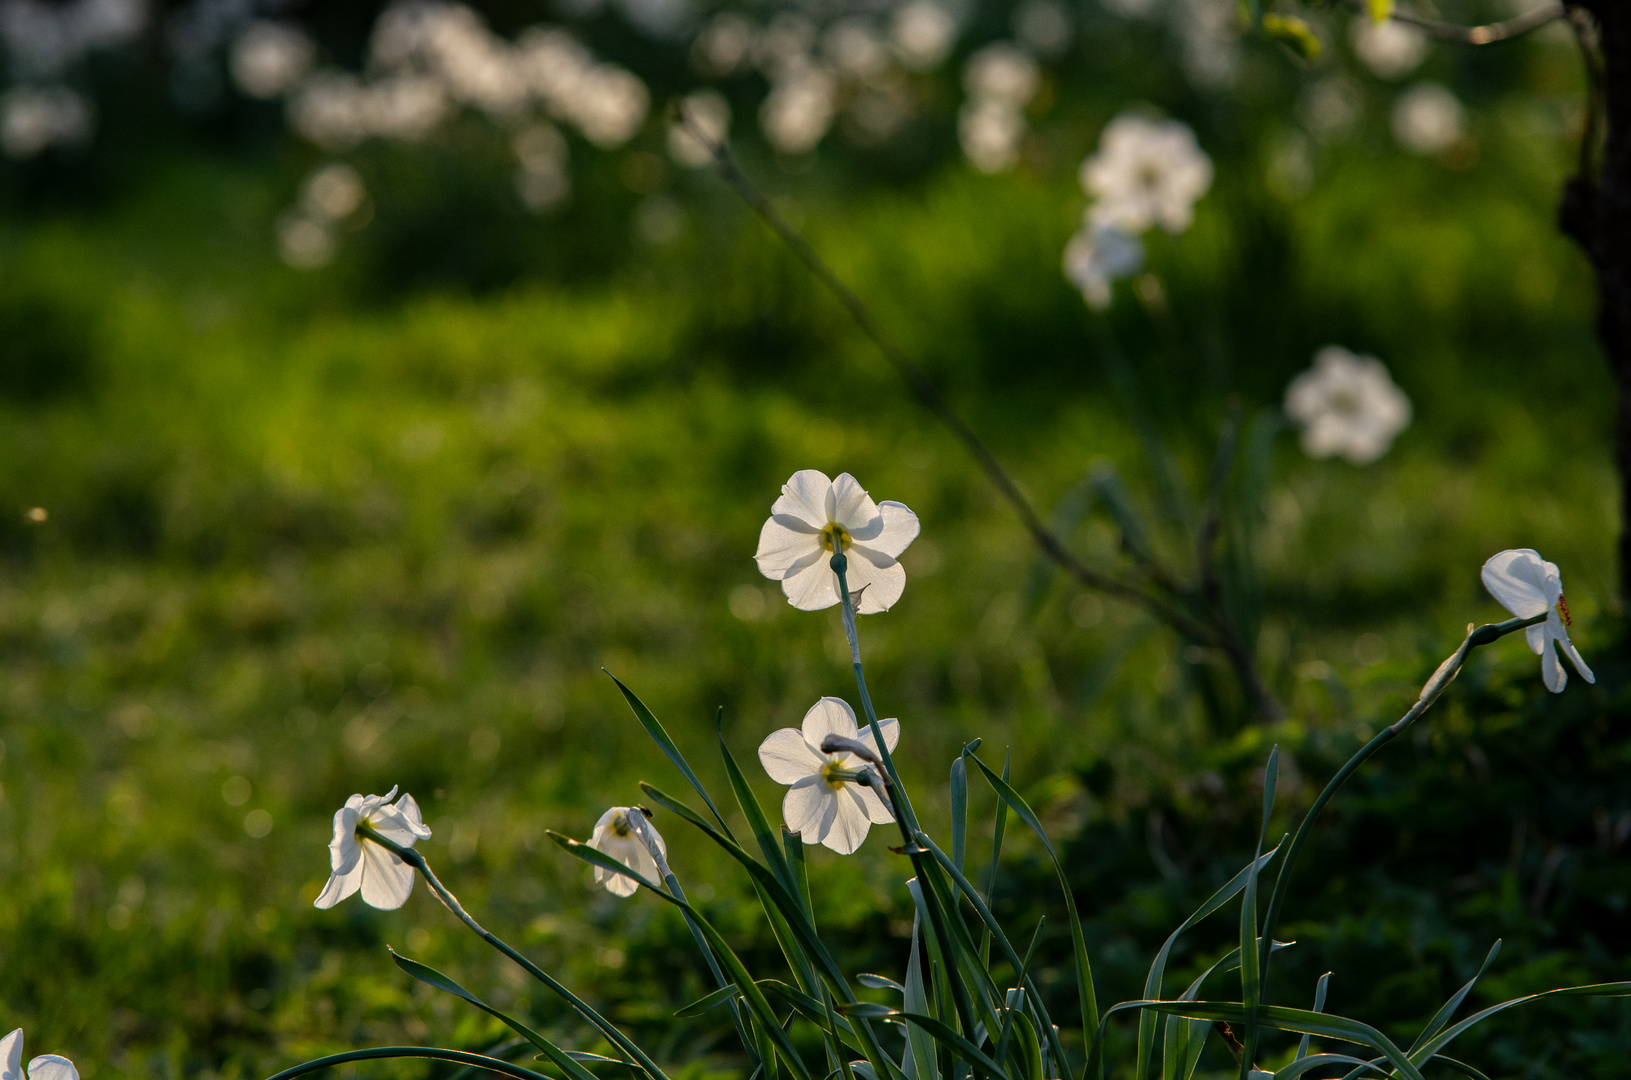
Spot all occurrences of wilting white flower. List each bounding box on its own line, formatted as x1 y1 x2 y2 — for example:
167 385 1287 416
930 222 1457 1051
303 163 366 221
668 89 729 167
1284 346 1411 465
891 0 957 71
1062 225 1144 309
754 469 920 613
1481 549 1596 694
587 806 666 896
230 21 315 99
314 786 431 910
0 85 92 159
1392 83 1463 155
761 67 836 154
1 1030 77 1080
1081 115 1213 235
1351 17 1426 79
759 697 898 855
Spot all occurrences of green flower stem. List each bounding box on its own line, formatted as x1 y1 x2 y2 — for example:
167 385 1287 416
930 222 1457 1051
355 824 673 1080
1248 611 1547 1063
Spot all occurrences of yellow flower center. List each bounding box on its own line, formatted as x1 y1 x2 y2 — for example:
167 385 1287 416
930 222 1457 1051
821 523 852 552
821 760 849 790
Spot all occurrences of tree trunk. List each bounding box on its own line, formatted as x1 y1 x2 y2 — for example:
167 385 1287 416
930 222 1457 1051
1561 3 1631 607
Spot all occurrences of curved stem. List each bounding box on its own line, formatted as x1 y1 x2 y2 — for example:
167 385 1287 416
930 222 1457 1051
264 1046 554 1080
356 825 673 1080
1347 0 1565 44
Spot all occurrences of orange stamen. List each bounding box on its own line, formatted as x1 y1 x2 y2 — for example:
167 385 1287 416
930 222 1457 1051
1555 595 1572 626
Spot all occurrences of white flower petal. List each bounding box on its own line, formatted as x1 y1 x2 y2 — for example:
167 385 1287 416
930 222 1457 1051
329 806 362 873
3 1028 24 1080
822 787 874 854
801 697 860 747
314 866 363 909
855 716 900 757
784 775 837 838
1558 632 1596 685
369 795 430 846
756 515 824 578
760 727 825 784
1524 623 1546 657
772 470 834 530
1481 549 1552 619
781 556 840 610
853 779 895 825
358 840 415 909
1541 640 1566 693
845 556 906 614
830 473 881 533
848 501 919 557
26 1057 76 1080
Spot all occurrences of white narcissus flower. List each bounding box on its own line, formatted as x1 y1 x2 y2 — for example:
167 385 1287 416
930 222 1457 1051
587 806 666 897
1481 549 1596 694
1283 346 1411 466
759 697 899 855
1080 114 1213 235
754 470 921 614
314 786 432 911
1 1029 78 1080
1062 224 1144 309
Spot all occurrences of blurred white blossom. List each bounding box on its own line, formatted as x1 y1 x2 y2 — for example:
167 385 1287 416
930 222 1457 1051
314 786 431 910
1284 346 1411 465
230 21 314 99
964 43 1038 107
959 99 1024 173
1174 0 1238 89
668 89 729 167
755 13 817 79
303 162 366 221
761 66 835 154
1014 0 1071 57
754 469 920 613
824 19 889 80
759 698 898 855
514 122 571 211
1300 76 1360 142
0 0 144 81
691 11 755 75
1351 17 1427 79
1481 549 1595 694
1 1029 78 1080
958 43 1037 173
276 213 334 269
1392 82 1463 155
587 806 665 896
0 84 92 158
1080 114 1213 234
1062 225 1143 309
891 0 956 70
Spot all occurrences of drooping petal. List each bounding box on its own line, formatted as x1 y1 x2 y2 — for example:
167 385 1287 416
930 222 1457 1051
781 556 840 610
1524 623 1546 657
314 865 363 909
784 775 837 838
590 829 655 895
822 787 874 854
358 840 416 910
854 716 900 757
853 780 895 825
848 501 919 558
829 473 881 534
1540 640 1567 693
772 470 834 531
756 515 824 578
760 727 825 784
329 806 362 874
592 807 623 834
369 795 431 847
1557 630 1596 686
801 697 859 747
26 1057 76 1080
393 793 433 837
844 555 906 614
1481 549 1552 619
3 1028 25 1080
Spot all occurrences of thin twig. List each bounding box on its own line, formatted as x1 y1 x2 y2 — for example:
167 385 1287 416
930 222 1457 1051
1566 5 1605 182
675 102 1280 718
1348 0 1566 44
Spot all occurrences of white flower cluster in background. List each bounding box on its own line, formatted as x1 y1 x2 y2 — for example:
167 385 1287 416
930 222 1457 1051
1284 345 1412 465
277 162 367 269
1351 16 1426 80
0 83 91 158
1096 0 1238 90
1063 113 1212 309
0 0 141 158
958 42 1039 173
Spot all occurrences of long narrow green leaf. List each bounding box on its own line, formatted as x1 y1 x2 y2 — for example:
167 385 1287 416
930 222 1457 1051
1238 747 1278 1080
547 832 814 1080
893 1013 1007 1080
607 673 732 837
979 750 1011 970
388 950 602 1080
1408 980 1631 1065
950 755 969 872
1268 1054 1387 1079
901 905 935 1080
1408 941 1500 1055
785 826 814 920
1294 972 1330 1062
969 753 1098 1062
718 712 798 896
1136 842 1283 1080
263 1046 556 1080
1161 942 1291 1080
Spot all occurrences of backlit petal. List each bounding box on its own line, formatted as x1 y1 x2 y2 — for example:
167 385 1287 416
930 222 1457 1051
773 470 833 530
3 1027 24 1080
1558 632 1596 685
1524 623 1545 656
822 788 873 854
314 866 362 909
329 806 362 873
756 516 823 577
855 716 900 757
1481 549 1552 618
784 775 837 838
1541 641 1566 693
782 557 840 610
26 1057 77 1080
801 697 859 747
359 840 415 909
760 727 824 784
830 473 881 533
845 556 906 614
849 501 918 557
853 780 895 825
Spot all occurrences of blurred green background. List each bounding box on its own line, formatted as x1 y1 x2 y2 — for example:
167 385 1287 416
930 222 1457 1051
0 1 1627 1078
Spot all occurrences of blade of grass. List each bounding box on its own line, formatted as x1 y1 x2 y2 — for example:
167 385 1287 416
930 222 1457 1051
1293 973 1330 1062
1238 747 1278 1080
608 674 732 837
